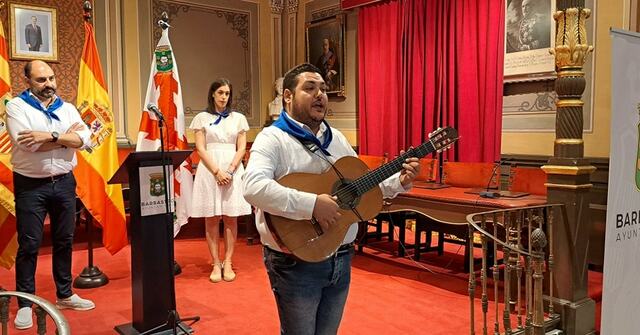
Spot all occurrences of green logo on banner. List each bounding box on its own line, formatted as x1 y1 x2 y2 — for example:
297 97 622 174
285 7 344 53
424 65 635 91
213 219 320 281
155 46 173 72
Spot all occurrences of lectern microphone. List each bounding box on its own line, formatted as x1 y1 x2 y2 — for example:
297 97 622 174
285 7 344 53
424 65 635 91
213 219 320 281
146 103 164 121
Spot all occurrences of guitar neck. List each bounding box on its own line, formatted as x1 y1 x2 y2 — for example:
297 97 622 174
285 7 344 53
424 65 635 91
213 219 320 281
353 141 436 197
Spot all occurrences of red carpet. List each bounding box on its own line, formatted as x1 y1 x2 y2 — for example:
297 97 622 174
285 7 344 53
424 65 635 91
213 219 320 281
0 234 602 334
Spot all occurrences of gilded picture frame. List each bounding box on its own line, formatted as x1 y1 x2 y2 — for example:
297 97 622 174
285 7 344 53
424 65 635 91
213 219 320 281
9 3 58 61
306 14 345 96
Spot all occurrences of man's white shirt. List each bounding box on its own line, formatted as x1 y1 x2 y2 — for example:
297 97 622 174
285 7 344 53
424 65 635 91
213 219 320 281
243 118 409 252
6 93 91 178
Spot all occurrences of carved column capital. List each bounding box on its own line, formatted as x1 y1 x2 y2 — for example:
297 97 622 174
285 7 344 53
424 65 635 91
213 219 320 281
286 0 298 14
270 0 284 14
551 8 593 70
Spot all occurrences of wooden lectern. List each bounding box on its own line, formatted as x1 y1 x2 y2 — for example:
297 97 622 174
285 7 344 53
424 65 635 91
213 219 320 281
109 150 193 335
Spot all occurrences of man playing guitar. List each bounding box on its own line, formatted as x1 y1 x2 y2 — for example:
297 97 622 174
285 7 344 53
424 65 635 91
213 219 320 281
243 63 420 335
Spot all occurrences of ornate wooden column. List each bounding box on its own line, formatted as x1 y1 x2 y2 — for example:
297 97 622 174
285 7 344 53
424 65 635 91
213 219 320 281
543 1 596 334
270 0 284 78
284 0 299 70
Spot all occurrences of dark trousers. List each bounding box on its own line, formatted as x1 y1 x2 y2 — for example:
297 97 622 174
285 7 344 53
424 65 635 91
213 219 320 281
13 172 76 308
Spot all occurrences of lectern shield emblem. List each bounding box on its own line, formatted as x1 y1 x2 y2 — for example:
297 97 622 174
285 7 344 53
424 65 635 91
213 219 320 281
149 173 165 197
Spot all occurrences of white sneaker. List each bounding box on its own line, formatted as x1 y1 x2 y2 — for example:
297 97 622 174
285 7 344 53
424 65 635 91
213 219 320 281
14 307 32 330
55 293 95 311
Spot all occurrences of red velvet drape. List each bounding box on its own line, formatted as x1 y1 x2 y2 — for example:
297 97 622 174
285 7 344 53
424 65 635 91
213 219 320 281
357 1 403 156
358 0 505 162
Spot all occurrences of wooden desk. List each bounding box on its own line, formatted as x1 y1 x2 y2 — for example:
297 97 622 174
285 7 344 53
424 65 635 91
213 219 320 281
381 186 547 265
385 186 547 224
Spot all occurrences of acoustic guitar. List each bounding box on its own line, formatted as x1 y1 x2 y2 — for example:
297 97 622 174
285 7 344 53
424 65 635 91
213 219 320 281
264 127 459 262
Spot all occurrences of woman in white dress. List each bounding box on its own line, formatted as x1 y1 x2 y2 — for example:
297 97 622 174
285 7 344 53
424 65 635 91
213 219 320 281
189 78 251 282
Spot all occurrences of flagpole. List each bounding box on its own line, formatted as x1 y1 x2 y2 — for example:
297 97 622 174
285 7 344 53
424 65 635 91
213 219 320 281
136 13 199 335
72 0 109 290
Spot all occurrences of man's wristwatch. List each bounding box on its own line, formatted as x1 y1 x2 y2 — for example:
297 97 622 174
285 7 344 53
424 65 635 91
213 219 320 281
51 131 59 143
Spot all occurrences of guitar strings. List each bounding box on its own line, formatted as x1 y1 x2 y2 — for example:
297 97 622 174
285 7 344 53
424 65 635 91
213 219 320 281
345 141 437 199
299 137 439 203
301 146 371 230
299 141 363 206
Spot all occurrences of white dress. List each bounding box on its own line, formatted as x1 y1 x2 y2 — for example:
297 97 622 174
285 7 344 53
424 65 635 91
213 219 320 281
189 111 252 218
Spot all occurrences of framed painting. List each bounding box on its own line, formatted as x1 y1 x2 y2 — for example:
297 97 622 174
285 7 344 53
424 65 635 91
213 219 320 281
504 0 556 80
502 0 596 132
9 3 58 61
306 14 345 96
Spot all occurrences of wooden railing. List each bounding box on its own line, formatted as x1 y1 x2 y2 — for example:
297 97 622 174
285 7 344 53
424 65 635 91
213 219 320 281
0 291 70 335
466 204 564 335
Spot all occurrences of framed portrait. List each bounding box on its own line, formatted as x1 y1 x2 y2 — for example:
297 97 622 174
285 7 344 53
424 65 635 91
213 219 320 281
9 3 58 61
306 15 345 96
504 0 555 79
502 0 595 132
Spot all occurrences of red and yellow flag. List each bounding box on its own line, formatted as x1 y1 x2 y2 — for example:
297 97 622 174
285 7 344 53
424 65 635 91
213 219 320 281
0 18 16 269
74 21 127 254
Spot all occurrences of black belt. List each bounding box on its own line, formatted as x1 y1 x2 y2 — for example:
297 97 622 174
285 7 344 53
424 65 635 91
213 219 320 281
266 242 355 258
16 172 71 183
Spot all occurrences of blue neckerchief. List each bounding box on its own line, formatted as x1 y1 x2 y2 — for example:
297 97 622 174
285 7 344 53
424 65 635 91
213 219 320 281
210 109 230 125
272 110 333 156
18 90 63 121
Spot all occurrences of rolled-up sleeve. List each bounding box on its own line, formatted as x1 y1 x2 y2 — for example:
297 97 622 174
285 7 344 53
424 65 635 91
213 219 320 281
67 105 92 149
6 100 41 152
380 172 411 199
242 132 316 220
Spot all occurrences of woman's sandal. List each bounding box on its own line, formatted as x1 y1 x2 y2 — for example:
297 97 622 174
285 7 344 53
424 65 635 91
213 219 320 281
210 262 222 283
222 261 236 282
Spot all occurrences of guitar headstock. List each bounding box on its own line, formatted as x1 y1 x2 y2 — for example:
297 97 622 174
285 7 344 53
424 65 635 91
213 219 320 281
428 127 459 153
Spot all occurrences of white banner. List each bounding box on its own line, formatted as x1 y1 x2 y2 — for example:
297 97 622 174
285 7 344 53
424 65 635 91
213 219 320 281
601 29 640 335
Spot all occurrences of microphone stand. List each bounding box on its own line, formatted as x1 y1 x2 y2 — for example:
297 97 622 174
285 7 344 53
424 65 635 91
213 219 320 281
139 14 199 334
479 160 502 198
140 108 199 335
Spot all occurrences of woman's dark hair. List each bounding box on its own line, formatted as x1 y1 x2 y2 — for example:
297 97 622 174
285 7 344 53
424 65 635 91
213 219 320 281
207 78 233 114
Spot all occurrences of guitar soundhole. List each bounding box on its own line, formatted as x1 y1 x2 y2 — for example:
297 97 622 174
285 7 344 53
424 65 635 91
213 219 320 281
332 179 360 210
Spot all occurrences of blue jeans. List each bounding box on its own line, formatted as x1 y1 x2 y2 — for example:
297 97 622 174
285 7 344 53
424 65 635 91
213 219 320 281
14 172 77 308
263 245 354 335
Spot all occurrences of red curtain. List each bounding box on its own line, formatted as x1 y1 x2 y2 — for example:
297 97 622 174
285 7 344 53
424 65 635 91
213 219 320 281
357 1 403 156
358 0 505 162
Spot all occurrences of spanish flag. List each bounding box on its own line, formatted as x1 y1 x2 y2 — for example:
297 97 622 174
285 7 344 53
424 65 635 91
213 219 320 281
74 21 127 254
0 18 16 269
